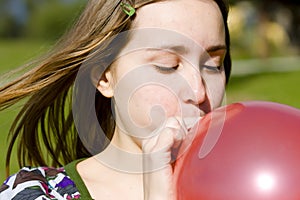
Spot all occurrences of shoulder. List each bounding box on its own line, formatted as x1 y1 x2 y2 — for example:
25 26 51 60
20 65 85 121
0 166 80 200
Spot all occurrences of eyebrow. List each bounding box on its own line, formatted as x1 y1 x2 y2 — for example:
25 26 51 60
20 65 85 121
206 44 227 53
146 45 189 54
146 44 227 54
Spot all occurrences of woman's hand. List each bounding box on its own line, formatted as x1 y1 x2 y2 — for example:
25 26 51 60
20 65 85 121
142 117 187 200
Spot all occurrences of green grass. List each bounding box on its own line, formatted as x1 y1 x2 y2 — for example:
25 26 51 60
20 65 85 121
0 39 52 181
0 39 52 73
0 39 299 182
226 70 300 109
0 105 20 180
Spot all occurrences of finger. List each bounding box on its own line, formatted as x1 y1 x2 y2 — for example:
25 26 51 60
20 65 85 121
142 117 175 152
169 117 187 149
143 117 187 152
154 117 185 151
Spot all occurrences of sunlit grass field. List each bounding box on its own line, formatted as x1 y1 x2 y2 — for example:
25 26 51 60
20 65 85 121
0 39 53 181
0 39 299 181
227 69 300 108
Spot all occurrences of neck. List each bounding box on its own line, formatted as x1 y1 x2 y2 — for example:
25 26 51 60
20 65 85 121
94 126 144 173
110 126 143 153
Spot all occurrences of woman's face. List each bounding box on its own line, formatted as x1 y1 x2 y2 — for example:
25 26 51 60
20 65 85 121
99 0 226 139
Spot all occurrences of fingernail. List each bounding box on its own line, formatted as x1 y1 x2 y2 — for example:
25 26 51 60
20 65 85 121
165 117 180 129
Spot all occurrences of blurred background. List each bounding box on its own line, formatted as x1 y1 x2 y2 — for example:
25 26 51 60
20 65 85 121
0 0 299 180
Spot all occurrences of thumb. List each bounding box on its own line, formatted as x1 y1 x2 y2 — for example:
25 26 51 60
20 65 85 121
142 117 186 172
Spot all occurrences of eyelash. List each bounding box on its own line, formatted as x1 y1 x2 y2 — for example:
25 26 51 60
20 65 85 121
154 64 222 74
202 65 222 72
154 65 179 73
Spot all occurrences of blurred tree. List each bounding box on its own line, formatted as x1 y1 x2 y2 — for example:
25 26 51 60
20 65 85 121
0 0 26 38
24 0 85 40
229 0 299 5
0 0 86 39
0 15 22 38
229 0 299 58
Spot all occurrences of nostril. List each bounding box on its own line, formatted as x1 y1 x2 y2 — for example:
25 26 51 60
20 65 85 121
182 85 206 106
198 96 212 114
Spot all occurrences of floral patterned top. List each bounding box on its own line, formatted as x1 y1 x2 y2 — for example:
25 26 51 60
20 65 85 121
0 159 93 200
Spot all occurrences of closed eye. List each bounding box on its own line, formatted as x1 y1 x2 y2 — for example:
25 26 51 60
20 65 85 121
202 65 222 72
154 65 179 74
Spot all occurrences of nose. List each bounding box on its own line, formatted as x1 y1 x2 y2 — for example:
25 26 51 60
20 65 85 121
178 66 206 105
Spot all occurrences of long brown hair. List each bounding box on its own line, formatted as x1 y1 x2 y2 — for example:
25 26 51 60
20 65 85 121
0 0 231 176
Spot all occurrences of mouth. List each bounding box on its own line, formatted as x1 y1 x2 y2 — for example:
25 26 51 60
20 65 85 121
184 116 202 132
183 108 207 132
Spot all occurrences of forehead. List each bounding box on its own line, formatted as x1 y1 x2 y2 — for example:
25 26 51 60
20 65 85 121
132 0 225 50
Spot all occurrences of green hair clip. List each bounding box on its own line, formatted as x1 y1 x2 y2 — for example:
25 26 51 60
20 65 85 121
120 2 136 17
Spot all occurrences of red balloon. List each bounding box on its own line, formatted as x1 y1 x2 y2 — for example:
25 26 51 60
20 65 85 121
174 101 300 200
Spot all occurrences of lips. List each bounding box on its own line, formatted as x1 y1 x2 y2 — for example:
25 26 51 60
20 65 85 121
183 116 202 132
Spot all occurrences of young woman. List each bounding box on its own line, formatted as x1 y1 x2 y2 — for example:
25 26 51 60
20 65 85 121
0 0 231 199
